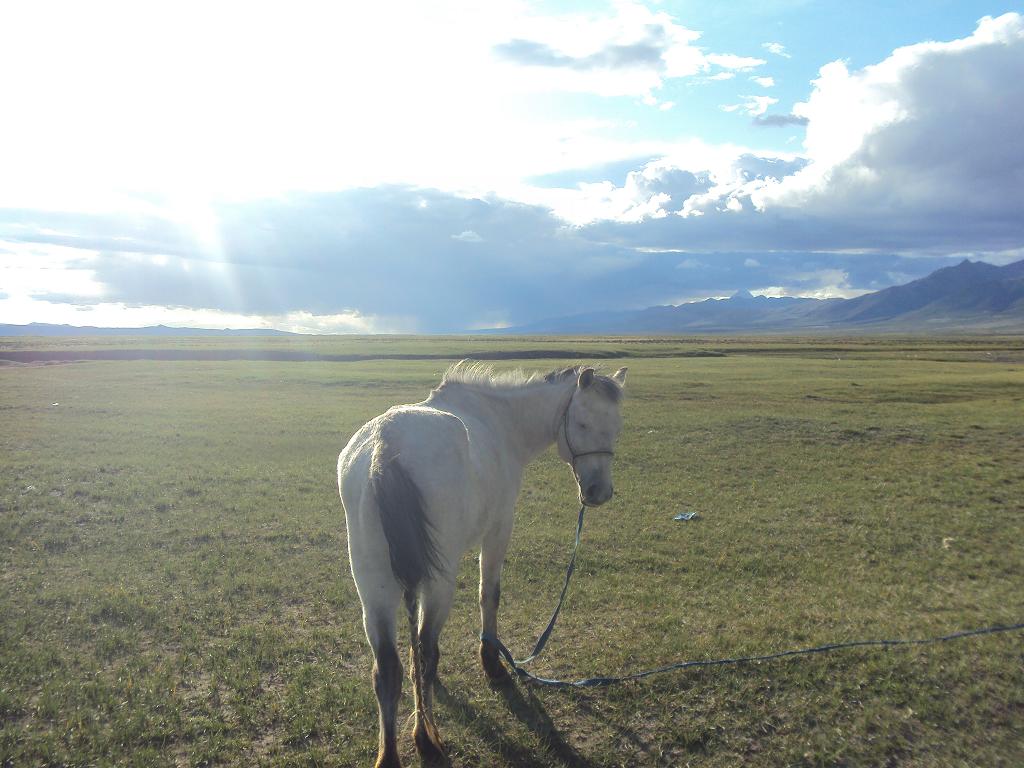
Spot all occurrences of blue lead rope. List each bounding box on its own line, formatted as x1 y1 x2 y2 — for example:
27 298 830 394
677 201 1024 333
480 505 1024 689
498 503 586 666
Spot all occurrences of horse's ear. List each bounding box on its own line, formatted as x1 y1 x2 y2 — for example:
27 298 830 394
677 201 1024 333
612 367 628 387
578 368 595 389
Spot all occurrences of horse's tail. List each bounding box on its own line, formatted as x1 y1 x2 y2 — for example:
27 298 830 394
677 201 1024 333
368 441 442 593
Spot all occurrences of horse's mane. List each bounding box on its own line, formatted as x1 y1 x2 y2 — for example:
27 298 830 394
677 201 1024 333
439 361 622 401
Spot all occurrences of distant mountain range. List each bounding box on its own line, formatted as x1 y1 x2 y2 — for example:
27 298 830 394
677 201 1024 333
495 258 1024 334
4 259 1023 338
0 323 295 337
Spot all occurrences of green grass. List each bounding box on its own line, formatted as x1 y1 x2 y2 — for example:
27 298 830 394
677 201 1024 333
1 337 1022 766
3 332 1023 361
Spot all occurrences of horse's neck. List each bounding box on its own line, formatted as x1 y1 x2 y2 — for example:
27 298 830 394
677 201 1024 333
432 380 573 464
500 381 574 460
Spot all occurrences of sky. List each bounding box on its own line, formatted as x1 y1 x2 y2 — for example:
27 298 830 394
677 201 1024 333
1 1 1023 333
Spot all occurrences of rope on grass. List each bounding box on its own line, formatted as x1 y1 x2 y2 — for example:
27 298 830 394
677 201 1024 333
480 505 1024 688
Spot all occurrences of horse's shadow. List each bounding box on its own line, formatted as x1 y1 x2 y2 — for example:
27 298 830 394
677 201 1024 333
436 678 592 767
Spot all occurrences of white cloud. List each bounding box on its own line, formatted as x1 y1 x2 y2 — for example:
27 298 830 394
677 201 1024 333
613 12 1024 256
751 76 775 88
0 2 528 203
274 311 387 334
491 0 706 99
538 13 1024 261
0 237 393 332
521 140 742 224
0 296 387 334
722 95 779 116
0 1 713 208
744 258 760 267
525 177 672 226
762 42 791 58
754 11 1024 241
745 95 779 116
706 53 766 71
0 0 801 222
752 270 870 299
465 312 512 331
452 230 484 242
0 241 104 298
490 3 778 106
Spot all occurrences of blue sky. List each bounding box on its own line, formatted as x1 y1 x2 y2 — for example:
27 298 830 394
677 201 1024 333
1 1 1022 332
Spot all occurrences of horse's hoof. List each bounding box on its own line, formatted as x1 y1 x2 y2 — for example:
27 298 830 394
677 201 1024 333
374 748 403 768
480 641 511 683
413 721 446 764
486 666 513 687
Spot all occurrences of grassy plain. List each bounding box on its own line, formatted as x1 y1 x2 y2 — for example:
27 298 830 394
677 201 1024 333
1 336 1022 767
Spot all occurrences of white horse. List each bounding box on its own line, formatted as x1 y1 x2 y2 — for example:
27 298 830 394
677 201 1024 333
337 362 627 767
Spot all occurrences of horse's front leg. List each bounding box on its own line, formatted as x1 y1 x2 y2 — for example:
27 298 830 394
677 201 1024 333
479 526 512 682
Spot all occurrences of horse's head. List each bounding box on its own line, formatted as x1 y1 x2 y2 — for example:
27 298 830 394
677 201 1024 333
556 366 627 507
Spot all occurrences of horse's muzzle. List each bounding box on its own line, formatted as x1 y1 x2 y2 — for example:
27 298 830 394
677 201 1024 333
581 482 613 507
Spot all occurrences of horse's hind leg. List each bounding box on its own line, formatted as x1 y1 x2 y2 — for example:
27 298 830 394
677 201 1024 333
409 579 454 764
364 598 404 768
